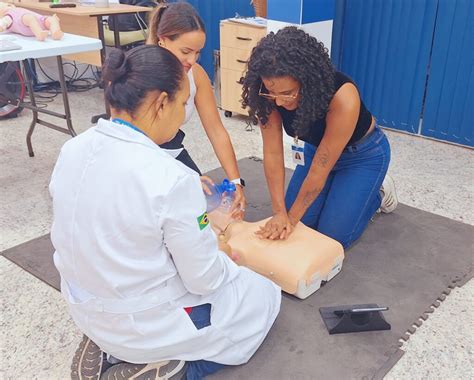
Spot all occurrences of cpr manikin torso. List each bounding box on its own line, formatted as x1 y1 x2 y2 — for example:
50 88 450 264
209 212 345 299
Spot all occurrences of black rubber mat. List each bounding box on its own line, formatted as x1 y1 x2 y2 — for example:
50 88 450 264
2 157 472 379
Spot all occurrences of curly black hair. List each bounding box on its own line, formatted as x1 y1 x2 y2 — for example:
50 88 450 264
242 27 335 137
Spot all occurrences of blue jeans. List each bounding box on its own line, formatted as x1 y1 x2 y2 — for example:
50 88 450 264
185 304 226 380
285 125 390 249
186 360 225 380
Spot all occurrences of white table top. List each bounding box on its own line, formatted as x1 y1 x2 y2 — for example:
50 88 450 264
0 33 102 63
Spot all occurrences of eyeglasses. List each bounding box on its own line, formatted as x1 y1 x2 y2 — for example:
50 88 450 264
258 82 299 102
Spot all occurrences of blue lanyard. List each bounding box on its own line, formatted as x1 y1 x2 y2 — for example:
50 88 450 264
112 118 146 136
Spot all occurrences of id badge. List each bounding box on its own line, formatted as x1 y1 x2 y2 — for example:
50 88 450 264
291 137 305 165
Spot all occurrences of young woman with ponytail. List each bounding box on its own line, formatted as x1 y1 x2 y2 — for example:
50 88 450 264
147 2 247 216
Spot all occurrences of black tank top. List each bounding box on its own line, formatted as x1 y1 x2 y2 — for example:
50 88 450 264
276 71 372 146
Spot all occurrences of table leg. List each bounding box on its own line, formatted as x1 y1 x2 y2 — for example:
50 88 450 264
97 15 107 65
111 15 121 48
22 60 38 158
56 56 76 138
19 58 78 157
92 15 111 124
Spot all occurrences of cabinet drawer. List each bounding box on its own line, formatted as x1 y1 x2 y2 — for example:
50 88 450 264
220 47 252 71
220 22 266 50
221 68 248 115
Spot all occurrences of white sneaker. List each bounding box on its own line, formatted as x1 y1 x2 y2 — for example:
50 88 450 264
379 174 398 213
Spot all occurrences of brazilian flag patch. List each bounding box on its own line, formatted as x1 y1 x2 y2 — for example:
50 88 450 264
197 212 209 231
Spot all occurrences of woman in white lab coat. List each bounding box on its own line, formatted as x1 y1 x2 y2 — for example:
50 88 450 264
50 45 281 380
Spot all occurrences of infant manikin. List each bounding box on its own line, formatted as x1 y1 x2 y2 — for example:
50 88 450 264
0 2 63 41
210 212 345 299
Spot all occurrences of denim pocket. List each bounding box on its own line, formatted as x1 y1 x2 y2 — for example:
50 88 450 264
187 303 212 330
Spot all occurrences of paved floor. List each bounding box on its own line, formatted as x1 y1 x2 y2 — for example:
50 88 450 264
0 87 473 379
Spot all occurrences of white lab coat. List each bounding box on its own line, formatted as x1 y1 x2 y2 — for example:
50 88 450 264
50 119 281 365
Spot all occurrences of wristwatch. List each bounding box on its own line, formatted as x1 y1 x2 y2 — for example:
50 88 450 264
230 178 246 187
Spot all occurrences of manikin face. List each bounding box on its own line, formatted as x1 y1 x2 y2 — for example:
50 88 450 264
160 30 206 72
261 76 301 110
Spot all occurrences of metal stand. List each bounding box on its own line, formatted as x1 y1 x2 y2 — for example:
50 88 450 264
90 15 119 124
319 304 391 335
96 16 107 65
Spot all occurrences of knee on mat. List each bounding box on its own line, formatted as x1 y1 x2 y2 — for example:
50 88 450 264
316 225 355 250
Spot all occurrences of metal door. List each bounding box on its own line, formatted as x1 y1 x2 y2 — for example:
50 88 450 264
331 0 438 134
421 0 473 146
332 0 473 146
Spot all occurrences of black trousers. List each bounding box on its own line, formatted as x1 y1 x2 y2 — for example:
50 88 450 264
160 130 202 175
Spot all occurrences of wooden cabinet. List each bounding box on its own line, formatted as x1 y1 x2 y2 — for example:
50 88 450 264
219 20 266 117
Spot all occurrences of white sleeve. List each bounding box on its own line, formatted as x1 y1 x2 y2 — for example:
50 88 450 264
161 174 239 295
49 149 64 199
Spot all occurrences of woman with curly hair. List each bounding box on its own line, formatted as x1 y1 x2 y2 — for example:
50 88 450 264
242 27 397 248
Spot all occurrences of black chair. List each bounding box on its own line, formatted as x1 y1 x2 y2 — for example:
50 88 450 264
105 0 160 50
0 62 25 119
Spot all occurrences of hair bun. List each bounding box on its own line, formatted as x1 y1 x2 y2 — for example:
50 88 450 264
102 49 127 83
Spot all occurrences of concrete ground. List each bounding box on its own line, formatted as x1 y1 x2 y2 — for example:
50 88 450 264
0 86 473 379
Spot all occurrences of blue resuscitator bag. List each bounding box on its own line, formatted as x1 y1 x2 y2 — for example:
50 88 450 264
206 179 236 213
